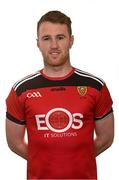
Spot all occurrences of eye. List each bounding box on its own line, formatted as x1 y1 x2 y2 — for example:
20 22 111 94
57 35 65 40
42 36 50 41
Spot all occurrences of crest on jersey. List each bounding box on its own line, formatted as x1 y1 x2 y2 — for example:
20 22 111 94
77 86 87 96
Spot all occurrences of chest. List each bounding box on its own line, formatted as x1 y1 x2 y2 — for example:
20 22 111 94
24 86 97 114
21 86 98 148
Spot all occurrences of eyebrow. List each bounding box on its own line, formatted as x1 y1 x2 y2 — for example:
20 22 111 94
56 34 66 37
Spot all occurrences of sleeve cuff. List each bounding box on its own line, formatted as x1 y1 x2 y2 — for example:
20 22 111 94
6 112 26 125
94 108 113 121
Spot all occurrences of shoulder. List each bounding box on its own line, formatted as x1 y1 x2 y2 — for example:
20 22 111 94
74 68 105 90
13 71 41 95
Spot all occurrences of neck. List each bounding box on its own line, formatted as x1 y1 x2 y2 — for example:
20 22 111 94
43 64 73 78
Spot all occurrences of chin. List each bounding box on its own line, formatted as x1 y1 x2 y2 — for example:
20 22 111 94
45 56 68 67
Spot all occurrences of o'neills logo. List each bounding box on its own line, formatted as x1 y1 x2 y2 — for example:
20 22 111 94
35 108 83 133
77 86 87 96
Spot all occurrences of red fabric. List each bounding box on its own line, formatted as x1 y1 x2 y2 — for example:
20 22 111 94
6 70 112 179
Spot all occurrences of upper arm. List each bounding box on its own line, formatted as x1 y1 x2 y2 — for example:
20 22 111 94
6 118 26 147
95 112 114 143
6 86 28 159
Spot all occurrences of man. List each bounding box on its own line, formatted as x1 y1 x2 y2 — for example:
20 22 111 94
6 10 114 179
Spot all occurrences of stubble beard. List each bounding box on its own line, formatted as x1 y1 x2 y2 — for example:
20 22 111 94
44 53 70 68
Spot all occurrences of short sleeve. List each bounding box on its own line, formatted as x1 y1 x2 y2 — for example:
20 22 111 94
94 84 113 120
6 88 26 125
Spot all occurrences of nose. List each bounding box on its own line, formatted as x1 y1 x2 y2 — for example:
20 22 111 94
50 39 58 49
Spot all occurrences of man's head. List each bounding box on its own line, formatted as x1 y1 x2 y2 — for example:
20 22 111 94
37 10 72 37
37 11 74 68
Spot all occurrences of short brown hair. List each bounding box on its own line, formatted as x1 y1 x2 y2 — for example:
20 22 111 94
37 10 72 36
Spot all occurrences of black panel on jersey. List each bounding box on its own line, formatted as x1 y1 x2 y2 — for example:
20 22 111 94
94 108 113 121
6 112 26 125
15 73 103 96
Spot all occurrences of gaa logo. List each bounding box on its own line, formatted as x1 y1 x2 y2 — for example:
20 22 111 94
27 91 42 98
35 108 83 133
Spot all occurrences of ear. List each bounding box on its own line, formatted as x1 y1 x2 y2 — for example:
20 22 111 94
69 35 74 48
36 38 40 48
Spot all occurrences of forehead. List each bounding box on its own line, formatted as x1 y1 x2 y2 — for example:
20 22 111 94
38 22 69 36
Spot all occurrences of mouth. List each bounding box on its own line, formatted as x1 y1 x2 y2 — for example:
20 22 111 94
50 52 59 55
49 51 61 58
49 51 60 54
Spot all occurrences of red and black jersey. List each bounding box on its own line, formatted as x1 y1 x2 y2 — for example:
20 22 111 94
6 67 113 179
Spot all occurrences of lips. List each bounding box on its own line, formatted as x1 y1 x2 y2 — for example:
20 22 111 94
49 51 61 58
50 52 59 55
49 50 61 54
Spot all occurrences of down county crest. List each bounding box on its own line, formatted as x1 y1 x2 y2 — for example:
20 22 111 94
77 86 87 96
